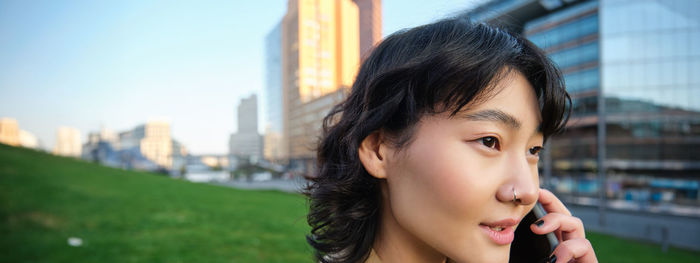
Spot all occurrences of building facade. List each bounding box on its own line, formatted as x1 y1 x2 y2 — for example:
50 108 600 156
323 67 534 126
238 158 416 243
229 94 263 162
353 0 383 58
139 121 173 169
466 0 700 214
53 126 82 157
18 130 39 149
264 21 287 164
0 118 20 146
281 0 361 174
117 121 173 169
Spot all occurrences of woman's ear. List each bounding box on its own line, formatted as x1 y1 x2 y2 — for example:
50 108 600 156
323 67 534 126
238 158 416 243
358 131 388 179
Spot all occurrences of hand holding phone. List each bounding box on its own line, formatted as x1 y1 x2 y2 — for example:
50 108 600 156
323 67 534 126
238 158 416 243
509 202 559 263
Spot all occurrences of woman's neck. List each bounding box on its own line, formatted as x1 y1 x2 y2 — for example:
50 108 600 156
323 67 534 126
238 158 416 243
372 184 447 263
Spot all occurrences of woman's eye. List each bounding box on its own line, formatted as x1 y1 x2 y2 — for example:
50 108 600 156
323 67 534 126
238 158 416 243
529 146 543 156
478 136 500 150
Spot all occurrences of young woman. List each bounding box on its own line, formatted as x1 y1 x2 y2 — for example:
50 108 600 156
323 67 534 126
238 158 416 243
305 17 598 263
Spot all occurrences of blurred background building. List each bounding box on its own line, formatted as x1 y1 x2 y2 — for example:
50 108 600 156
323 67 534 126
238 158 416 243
466 0 700 250
53 126 82 157
265 0 381 175
119 121 173 169
0 118 20 147
18 129 39 149
354 0 383 58
81 121 183 173
0 118 39 149
229 94 263 168
264 21 286 165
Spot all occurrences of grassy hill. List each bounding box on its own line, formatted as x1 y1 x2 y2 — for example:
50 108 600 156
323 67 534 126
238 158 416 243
1 143 699 262
0 144 311 262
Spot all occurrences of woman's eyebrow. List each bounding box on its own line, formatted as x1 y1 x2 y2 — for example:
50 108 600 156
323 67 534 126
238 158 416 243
458 109 522 130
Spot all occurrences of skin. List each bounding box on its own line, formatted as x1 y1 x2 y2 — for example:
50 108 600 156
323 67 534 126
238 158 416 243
359 70 597 263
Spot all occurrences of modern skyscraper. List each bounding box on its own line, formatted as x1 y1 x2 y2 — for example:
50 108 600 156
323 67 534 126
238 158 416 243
229 94 263 161
0 118 20 146
264 21 286 164
53 126 82 157
281 0 362 173
354 0 383 58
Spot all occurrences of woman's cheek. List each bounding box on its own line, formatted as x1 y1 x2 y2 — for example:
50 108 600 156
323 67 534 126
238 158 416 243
419 142 494 216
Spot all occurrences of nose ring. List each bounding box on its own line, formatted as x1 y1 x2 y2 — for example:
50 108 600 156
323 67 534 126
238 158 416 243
512 187 519 203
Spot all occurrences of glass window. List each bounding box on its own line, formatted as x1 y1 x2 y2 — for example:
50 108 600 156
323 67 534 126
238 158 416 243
602 36 624 63
602 64 616 88
628 63 645 88
645 62 660 87
690 59 700 85
527 15 598 49
690 88 700 111
600 4 622 36
690 31 700 56
670 31 689 58
676 59 690 85
627 3 645 33
549 42 598 69
644 32 663 60
673 2 700 29
658 61 674 87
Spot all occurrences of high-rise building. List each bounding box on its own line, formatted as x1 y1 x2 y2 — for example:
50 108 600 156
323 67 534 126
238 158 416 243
53 126 82 157
229 94 263 161
282 0 361 173
354 0 382 58
264 21 287 164
0 118 20 146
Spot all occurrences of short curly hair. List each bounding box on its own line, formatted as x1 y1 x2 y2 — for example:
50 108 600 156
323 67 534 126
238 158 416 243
304 17 570 263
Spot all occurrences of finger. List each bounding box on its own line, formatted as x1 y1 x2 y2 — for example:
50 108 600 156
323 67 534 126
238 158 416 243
538 189 572 216
530 213 586 240
550 238 598 263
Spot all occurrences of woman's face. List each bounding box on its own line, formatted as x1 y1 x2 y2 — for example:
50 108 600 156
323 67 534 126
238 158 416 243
380 70 543 263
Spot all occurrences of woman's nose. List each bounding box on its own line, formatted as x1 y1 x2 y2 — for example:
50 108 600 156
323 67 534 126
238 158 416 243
496 156 538 205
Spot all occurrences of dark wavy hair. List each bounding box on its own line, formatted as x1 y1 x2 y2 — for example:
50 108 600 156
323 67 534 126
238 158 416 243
304 17 571 263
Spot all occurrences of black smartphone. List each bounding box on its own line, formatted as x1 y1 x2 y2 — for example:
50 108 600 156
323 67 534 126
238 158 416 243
509 202 559 263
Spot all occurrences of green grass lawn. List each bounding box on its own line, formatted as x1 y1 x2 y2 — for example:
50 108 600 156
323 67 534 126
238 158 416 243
1 144 698 262
0 144 312 262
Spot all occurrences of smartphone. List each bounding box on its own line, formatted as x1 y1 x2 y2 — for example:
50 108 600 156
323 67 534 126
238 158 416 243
509 202 559 263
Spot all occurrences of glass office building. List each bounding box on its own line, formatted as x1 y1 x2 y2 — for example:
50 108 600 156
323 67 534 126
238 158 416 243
467 0 700 216
264 21 286 164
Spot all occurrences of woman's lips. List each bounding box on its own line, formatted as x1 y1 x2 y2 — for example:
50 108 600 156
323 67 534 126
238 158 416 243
479 218 518 245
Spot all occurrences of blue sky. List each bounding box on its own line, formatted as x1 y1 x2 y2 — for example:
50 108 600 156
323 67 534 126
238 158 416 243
0 0 484 154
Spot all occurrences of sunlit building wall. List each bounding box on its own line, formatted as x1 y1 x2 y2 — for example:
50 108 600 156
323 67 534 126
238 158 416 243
139 121 173 169
53 126 82 157
117 121 173 169
467 0 700 211
282 0 360 173
0 118 20 146
353 0 383 58
19 130 39 149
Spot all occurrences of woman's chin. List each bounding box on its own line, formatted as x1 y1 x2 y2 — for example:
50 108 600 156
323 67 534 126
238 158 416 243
448 245 511 263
